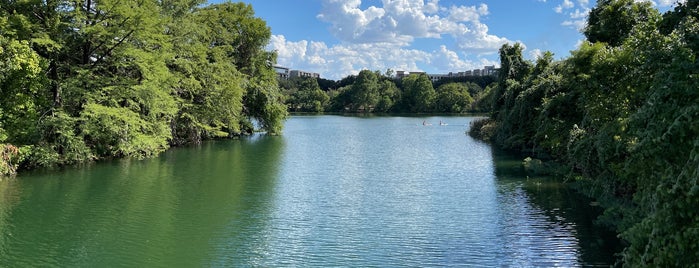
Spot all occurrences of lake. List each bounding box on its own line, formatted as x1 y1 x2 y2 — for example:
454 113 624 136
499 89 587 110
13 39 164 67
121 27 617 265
0 115 618 267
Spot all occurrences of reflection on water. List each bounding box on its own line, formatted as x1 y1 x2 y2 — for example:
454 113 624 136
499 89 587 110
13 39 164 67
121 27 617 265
0 135 284 267
492 149 621 266
0 116 618 266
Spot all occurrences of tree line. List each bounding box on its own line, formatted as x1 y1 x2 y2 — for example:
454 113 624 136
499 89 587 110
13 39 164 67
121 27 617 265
279 70 496 114
0 1 287 175
470 0 698 266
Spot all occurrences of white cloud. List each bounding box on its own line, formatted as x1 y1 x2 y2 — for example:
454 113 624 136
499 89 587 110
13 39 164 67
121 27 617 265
273 0 513 79
269 34 496 80
562 19 586 31
529 48 544 60
560 8 590 30
563 0 575 8
429 45 470 70
553 0 589 30
555 0 575 13
557 0 680 30
424 0 440 14
570 8 588 19
637 0 686 6
316 0 511 53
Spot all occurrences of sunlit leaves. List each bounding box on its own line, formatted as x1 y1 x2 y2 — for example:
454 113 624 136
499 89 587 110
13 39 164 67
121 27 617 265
477 1 699 265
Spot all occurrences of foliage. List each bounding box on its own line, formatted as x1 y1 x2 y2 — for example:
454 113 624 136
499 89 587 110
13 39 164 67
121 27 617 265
282 70 486 114
434 83 474 113
375 79 400 112
0 36 47 145
585 0 658 46
0 144 21 175
287 77 329 112
399 73 436 112
0 0 286 171
474 1 699 265
350 70 380 112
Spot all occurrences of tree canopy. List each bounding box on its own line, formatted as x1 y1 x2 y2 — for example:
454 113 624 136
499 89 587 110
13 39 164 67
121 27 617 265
470 0 699 265
0 0 287 173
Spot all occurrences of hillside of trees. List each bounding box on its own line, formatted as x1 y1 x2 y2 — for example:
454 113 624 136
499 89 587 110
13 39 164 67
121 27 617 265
0 1 287 175
279 70 496 114
470 0 698 265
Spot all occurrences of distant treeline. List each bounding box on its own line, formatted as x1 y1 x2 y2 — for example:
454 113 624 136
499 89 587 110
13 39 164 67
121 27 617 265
470 0 698 266
0 2 287 174
279 71 496 113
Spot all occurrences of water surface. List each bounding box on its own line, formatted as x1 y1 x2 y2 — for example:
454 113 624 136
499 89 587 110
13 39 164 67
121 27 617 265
0 115 618 266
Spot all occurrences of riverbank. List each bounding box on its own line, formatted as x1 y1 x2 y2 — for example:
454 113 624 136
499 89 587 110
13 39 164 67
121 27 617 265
0 2 287 177
467 1 699 264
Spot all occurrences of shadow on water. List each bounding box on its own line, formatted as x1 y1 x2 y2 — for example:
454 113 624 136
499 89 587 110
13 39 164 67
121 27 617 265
490 147 622 266
0 134 285 267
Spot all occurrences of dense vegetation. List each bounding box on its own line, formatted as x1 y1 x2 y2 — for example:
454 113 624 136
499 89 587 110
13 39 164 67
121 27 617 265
279 70 495 113
0 1 287 175
470 0 698 265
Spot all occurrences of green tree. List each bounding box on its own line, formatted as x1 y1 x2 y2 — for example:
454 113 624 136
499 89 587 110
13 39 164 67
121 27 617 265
400 73 436 112
193 2 286 135
471 2 699 266
618 8 699 266
0 0 287 168
351 70 380 112
375 79 400 112
288 78 329 112
584 0 658 46
0 37 47 144
435 83 474 113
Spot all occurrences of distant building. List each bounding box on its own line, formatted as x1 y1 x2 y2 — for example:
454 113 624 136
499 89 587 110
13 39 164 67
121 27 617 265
482 65 498 76
396 70 407 79
274 66 290 79
274 66 321 80
395 66 498 81
289 70 320 79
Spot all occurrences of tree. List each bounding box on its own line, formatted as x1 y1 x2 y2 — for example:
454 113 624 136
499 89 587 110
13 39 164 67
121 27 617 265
0 37 47 144
470 2 699 266
351 70 380 112
584 0 659 46
0 0 287 168
375 79 400 112
435 83 474 113
400 73 436 112
193 2 287 135
288 78 329 112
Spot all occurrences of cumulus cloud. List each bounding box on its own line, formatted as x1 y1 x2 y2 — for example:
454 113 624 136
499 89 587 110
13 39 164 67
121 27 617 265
316 0 511 53
555 0 575 13
561 8 590 30
557 0 681 30
638 0 686 6
269 34 495 80
267 0 516 80
529 48 544 60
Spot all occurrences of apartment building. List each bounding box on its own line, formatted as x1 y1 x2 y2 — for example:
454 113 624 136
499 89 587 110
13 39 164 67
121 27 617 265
274 66 321 80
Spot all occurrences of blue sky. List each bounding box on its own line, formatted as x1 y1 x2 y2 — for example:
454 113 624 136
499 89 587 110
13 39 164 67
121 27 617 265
232 0 678 80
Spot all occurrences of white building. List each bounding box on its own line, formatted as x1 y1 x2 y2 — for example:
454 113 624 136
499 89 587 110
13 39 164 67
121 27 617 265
274 66 321 80
274 66 290 79
396 66 498 81
289 70 320 79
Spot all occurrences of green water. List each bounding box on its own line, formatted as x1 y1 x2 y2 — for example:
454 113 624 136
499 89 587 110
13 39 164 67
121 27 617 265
0 115 618 266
